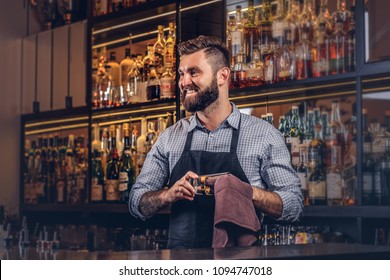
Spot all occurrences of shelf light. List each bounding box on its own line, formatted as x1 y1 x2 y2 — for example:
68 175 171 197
25 116 89 128
25 123 89 136
92 0 222 48
91 104 176 120
96 112 174 127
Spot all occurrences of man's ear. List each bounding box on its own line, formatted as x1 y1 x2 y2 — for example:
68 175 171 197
217 67 230 86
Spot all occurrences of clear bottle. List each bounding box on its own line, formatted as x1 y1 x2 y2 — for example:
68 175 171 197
299 0 315 43
143 43 155 81
287 105 303 167
316 0 333 35
160 67 175 99
231 49 248 89
278 33 296 82
284 0 300 47
263 42 278 85
326 101 345 168
272 0 285 49
131 125 139 175
106 125 120 203
230 6 244 66
296 144 309 206
146 121 157 154
120 46 134 105
246 48 263 87
295 25 313 80
91 68 100 108
126 55 141 104
329 18 347 75
346 3 356 72
119 123 136 204
326 145 344 206
153 25 166 76
116 124 124 158
56 137 67 204
100 65 113 107
243 0 259 64
258 0 273 61
164 22 176 69
312 22 330 77
107 51 121 102
146 67 161 101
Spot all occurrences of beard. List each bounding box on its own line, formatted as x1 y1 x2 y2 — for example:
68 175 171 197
180 75 219 113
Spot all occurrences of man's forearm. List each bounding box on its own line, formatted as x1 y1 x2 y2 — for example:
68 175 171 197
252 187 283 219
139 190 170 218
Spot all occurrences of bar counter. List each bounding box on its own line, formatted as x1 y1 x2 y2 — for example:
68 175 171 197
2 243 390 260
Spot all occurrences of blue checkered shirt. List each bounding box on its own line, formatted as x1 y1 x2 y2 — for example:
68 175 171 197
129 103 304 222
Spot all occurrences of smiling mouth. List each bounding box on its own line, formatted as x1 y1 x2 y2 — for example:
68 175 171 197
184 89 198 95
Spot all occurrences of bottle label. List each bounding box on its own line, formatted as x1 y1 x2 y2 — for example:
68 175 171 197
160 78 175 98
308 181 326 199
106 179 120 201
264 60 274 82
372 137 386 154
326 173 343 199
91 178 103 202
297 172 308 191
362 173 373 192
35 181 45 195
231 31 242 47
246 68 263 79
272 21 284 38
119 172 129 191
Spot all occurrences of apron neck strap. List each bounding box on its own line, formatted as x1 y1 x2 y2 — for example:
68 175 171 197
183 115 242 153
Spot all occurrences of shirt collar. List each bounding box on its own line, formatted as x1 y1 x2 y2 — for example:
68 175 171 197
187 102 240 132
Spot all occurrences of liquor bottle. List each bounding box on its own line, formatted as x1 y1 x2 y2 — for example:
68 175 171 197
120 46 134 104
316 0 333 35
266 112 274 126
243 0 259 64
153 25 166 76
258 0 272 61
146 67 161 101
299 0 315 43
119 123 136 203
91 124 102 154
331 0 350 31
143 43 155 81
156 117 167 138
278 32 296 82
66 135 76 204
164 22 176 69
326 145 344 206
91 151 104 204
25 140 35 203
326 101 345 167
75 136 87 204
278 116 285 135
312 22 330 77
100 65 113 107
362 108 375 205
136 116 148 173
284 0 300 47
116 124 124 158
146 121 157 154
295 25 313 80
304 109 314 146
272 0 285 49
101 127 109 177
160 67 175 99
371 120 386 158
329 18 347 75
231 49 248 89
263 42 278 85
227 15 236 67
55 137 66 204
286 105 303 167
296 144 309 206
246 48 263 87
126 55 141 103
47 135 56 203
131 125 139 175
106 125 120 203
107 51 120 87
36 137 48 203
379 140 390 205
230 5 244 66
308 108 327 174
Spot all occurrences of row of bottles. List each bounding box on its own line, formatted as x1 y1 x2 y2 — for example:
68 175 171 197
263 101 390 206
228 0 356 89
259 224 351 246
23 134 88 205
90 113 174 204
92 22 176 109
93 0 151 17
23 113 174 205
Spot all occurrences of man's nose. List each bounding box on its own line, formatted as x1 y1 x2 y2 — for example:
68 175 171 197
181 73 192 87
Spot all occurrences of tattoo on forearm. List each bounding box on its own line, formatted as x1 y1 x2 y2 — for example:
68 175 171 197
139 190 169 218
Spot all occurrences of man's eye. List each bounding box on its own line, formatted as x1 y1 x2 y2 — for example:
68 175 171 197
190 71 198 77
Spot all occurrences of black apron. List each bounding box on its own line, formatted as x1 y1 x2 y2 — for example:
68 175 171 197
167 116 250 249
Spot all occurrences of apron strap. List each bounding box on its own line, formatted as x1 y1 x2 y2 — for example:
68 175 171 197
183 129 194 152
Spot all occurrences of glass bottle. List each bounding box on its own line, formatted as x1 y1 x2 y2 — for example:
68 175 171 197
246 48 263 87
99 65 113 108
131 125 139 175
295 25 313 80
126 55 141 104
120 46 133 105
106 125 120 203
146 121 157 154
379 140 390 205
329 18 347 75
258 0 273 61
55 137 66 204
164 22 176 70
263 42 278 85
230 5 244 66
316 0 333 35
278 32 296 82
296 144 309 206
346 3 356 72
91 150 104 203
160 67 175 99
308 108 327 172
153 25 166 76
326 101 345 167
312 22 330 77
119 123 136 204
284 0 300 47
107 51 121 105
91 68 100 108
243 0 260 64
287 105 303 167
231 49 248 89
326 144 344 206
272 0 285 49
146 67 161 101
136 116 148 173
299 0 315 43
143 43 155 81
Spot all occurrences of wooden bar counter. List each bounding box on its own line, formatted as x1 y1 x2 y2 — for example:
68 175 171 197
2 243 390 260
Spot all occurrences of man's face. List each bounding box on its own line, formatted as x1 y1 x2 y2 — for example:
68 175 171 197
178 51 219 113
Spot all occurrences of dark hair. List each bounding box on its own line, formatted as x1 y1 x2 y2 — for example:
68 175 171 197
177 35 230 73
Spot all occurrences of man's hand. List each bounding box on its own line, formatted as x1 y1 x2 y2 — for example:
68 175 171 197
164 171 198 203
